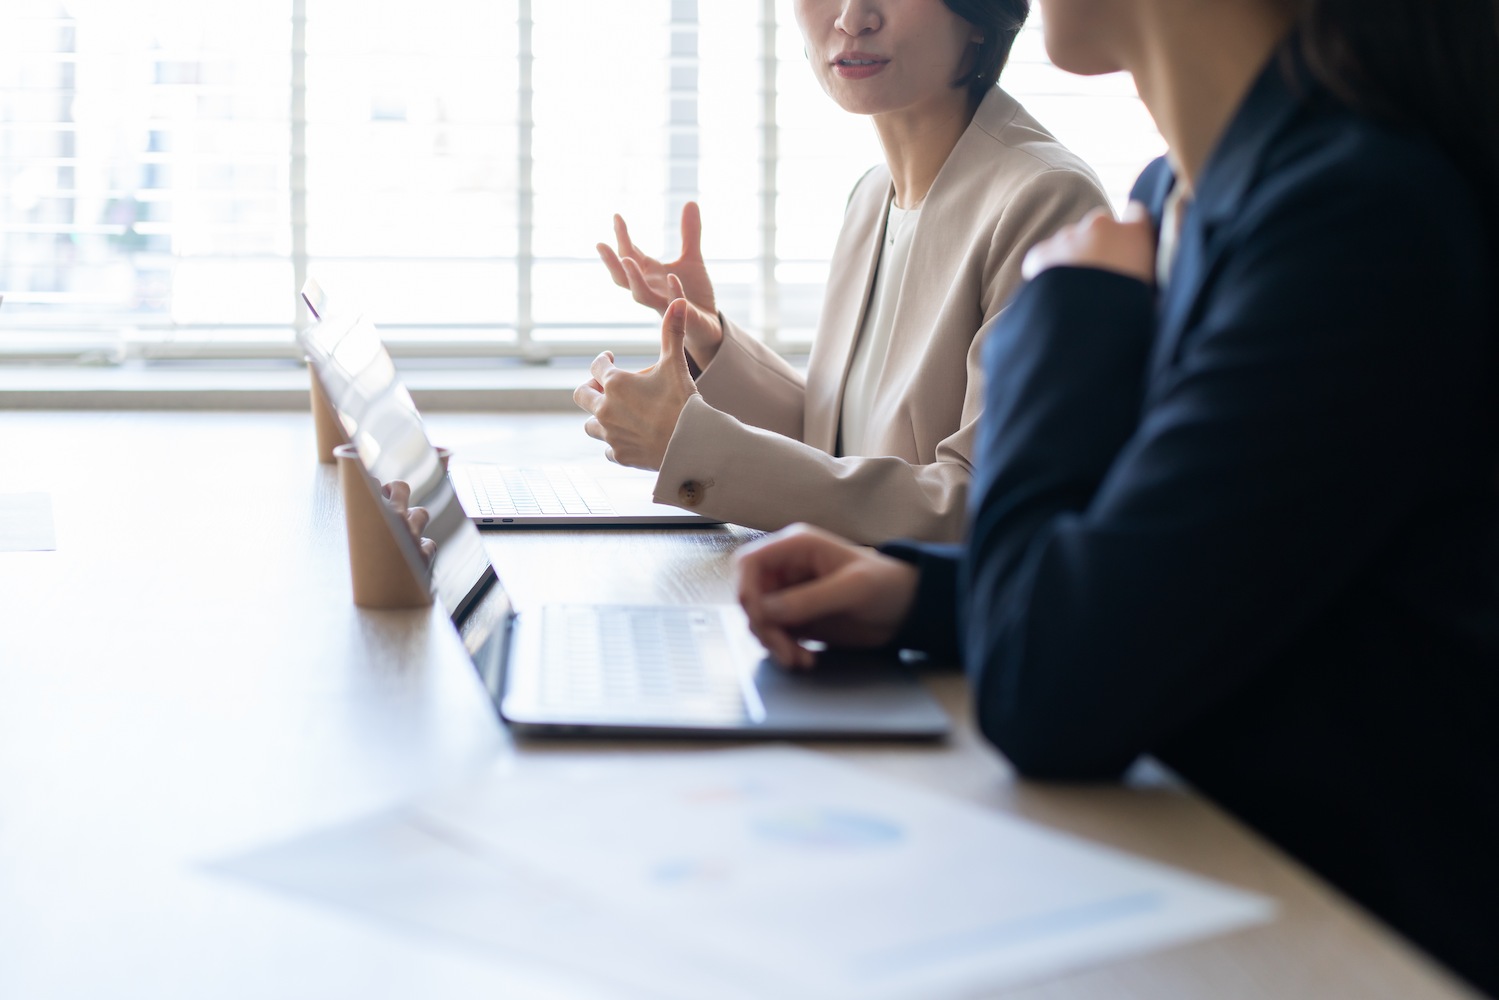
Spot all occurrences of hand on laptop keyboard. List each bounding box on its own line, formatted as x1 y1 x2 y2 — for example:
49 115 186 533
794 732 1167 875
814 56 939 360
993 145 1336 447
735 523 920 669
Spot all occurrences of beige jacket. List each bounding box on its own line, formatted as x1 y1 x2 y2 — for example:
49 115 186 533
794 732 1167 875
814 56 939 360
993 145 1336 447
654 86 1109 543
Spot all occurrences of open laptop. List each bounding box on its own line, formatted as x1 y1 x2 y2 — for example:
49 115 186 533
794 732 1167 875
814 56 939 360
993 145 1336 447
300 279 716 528
299 301 950 740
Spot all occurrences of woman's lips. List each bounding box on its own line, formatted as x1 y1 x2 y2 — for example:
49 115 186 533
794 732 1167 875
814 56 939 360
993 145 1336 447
831 52 889 80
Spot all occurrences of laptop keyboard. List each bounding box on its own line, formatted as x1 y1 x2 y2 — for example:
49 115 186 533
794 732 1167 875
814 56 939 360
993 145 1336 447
539 605 751 725
466 467 616 517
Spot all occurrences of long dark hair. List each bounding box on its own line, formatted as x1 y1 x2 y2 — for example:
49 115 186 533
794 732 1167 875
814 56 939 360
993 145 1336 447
1284 0 1499 262
1287 0 1499 476
942 0 1030 99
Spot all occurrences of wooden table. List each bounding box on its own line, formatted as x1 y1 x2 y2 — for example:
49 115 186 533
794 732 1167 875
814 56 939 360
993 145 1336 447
0 410 1477 999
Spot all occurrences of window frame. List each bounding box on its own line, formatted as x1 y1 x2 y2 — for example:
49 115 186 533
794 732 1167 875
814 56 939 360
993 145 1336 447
0 1 1161 372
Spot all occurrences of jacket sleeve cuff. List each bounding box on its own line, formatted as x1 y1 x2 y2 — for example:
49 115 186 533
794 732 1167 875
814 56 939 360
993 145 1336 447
878 540 964 664
692 316 806 438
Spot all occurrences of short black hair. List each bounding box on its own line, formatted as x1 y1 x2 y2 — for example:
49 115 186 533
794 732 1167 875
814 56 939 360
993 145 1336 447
942 0 1030 98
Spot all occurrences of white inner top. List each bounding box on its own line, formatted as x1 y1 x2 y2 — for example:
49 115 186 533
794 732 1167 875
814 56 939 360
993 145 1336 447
1156 178 1191 289
839 198 920 457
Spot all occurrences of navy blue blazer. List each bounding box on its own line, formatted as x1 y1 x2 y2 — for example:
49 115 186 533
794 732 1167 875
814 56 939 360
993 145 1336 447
884 50 1499 993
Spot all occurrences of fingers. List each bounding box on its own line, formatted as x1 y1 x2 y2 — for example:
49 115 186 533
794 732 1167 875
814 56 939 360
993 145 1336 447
608 214 670 312
382 480 412 513
576 324 692 471
589 350 617 386
1021 203 1155 283
740 586 813 669
736 526 824 617
573 378 604 415
757 571 862 630
680 201 703 261
1021 236 1054 281
612 214 638 260
619 256 667 312
1078 204 1116 227
736 527 832 669
737 524 858 610
405 505 430 538
583 416 606 442
748 617 815 670
596 243 629 288
665 271 704 336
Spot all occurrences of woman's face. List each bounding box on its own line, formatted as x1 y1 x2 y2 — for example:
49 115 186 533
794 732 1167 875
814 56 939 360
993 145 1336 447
795 0 983 117
1035 0 1125 76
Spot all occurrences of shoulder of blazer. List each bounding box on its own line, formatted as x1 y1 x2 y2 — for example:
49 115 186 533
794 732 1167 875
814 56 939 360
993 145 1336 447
845 163 888 211
963 86 1106 192
1150 72 1491 383
920 87 1107 229
1268 118 1477 232
903 88 1108 276
837 89 1104 231
1201 80 1485 264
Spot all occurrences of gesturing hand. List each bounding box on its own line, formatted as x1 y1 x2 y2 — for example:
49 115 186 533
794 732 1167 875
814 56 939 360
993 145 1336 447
596 201 725 367
1022 202 1157 284
735 524 921 669
574 275 700 471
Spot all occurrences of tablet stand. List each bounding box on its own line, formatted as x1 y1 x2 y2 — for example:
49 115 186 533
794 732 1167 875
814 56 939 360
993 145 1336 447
333 444 433 610
309 362 349 464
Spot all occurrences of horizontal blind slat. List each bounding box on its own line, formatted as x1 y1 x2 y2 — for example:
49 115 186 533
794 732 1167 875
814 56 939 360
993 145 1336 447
0 5 1162 358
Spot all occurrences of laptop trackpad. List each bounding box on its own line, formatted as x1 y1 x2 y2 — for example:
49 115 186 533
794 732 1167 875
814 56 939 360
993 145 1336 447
751 651 950 739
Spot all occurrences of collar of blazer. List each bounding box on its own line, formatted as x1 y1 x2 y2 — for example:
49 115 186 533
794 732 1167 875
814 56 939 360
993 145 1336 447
803 86 1027 455
1148 43 1311 379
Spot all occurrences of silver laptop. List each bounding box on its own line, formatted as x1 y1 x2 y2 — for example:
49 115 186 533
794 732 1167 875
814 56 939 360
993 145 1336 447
300 278 717 528
450 461 713 528
299 302 950 740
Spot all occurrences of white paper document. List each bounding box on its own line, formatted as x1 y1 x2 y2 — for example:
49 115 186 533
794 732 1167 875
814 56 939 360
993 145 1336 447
217 747 1274 999
0 493 56 551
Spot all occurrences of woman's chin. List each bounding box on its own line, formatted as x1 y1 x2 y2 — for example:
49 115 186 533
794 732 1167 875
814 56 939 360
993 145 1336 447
1044 42 1124 78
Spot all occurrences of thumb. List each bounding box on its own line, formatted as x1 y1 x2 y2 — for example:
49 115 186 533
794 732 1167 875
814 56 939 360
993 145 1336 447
660 286 689 367
661 300 689 364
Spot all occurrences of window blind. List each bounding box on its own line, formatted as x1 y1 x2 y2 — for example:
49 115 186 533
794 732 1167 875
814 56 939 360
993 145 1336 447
0 0 293 359
0 0 1163 363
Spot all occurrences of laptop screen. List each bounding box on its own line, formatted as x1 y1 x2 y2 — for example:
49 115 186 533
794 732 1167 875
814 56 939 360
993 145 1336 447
299 308 507 641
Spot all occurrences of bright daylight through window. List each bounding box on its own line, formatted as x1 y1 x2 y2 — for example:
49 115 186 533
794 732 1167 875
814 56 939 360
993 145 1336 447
0 0 1162 365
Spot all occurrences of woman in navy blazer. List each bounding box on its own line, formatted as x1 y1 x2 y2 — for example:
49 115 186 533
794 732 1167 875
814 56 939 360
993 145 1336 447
736 0 1499 992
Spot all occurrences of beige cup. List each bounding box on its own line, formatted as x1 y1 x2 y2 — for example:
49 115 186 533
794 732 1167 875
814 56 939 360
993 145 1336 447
333 443 433 610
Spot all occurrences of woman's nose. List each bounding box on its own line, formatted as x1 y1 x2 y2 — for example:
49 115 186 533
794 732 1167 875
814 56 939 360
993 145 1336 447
833 0 881 37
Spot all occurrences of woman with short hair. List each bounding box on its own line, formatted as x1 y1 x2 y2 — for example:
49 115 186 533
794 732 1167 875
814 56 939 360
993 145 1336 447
575 0 1109 544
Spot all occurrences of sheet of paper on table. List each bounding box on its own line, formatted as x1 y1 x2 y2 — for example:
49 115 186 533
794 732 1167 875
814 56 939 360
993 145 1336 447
0 493 56 551
216 746 1274 1000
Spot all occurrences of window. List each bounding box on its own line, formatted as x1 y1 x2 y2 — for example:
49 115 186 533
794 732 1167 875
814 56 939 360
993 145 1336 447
0 0 1163 363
